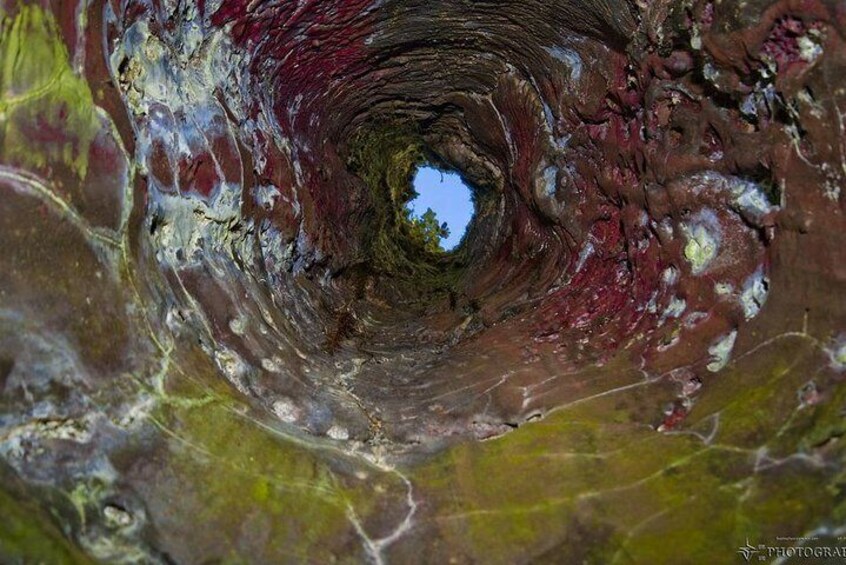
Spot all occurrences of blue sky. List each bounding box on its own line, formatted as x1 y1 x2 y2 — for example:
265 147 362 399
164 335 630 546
407 166 474 250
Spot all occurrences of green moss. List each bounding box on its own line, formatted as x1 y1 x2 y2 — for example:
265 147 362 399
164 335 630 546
800 376 846 451
252 476 272 503
688 336 815 448
408 344 846 562
0 486 92 564
146 366 376 562
619 487 740 564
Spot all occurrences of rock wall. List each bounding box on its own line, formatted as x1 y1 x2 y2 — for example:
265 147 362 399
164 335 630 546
1 0 845 562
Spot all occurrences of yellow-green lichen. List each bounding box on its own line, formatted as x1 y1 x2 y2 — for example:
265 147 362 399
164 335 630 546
0 5 99 179
682 220 719 275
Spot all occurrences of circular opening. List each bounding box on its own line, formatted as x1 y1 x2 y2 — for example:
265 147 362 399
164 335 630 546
406 165 475 252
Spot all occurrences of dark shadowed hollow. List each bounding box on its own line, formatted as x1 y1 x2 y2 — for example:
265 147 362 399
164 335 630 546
1 0 846 562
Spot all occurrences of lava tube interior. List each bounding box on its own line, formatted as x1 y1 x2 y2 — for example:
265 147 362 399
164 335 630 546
2 0 846 562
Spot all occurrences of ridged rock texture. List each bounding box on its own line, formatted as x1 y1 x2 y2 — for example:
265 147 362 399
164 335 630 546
1 0 846 562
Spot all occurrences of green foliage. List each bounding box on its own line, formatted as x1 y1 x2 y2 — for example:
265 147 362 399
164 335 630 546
406 207 450 254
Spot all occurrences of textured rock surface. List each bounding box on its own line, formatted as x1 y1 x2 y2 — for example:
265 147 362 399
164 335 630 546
1 0 846 562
